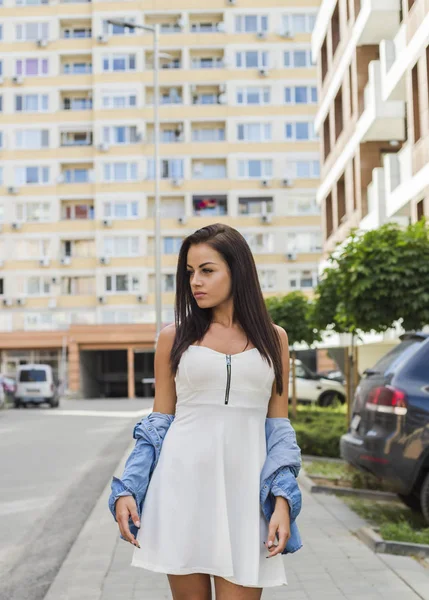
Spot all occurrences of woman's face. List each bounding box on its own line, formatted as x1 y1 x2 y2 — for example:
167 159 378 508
186 243 232 308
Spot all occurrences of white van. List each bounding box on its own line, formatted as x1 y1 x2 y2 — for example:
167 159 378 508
14 364 60 408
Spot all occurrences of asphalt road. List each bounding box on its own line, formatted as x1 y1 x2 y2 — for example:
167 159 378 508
0 398 153 600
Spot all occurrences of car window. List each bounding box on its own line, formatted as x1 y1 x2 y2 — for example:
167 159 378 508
372 339 423 375
19 369 47 383
400 341 429 382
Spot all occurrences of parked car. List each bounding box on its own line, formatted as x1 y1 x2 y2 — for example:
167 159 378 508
340 332 429 521
0 379 5 408
292 359 346 406
14 364 60 408
1 375 16 396
317 369 346 386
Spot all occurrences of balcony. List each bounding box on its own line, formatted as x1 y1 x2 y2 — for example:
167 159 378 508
359 60 405 142
190 15 225 33
60 130 93 147
61 201 94 220
191 123 225 143
60 19 92 39
147 123 184 143
360 168 386 231
192 160 227 180
145 14 183 33
61 92 93 111
193 195 227 217
146 86 182 105
190 50 224 70
357 0 401 45
191 85 226 105
146 51 181 70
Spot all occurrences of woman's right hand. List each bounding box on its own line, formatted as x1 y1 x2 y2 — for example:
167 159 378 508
115 496 141 548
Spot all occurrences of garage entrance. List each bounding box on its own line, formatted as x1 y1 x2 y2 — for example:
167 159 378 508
79 348 155 399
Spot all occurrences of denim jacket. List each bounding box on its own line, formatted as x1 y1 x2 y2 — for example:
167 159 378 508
109 412 302 555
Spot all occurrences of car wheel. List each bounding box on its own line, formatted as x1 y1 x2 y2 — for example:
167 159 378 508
398 492 422 512
318 392 341 407
420 471 429 523
14 400 21 409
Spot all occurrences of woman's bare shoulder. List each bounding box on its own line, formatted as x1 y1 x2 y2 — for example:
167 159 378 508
157 323 177 351
272 324 289 344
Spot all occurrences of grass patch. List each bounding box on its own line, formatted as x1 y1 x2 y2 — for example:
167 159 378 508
292 405 348 458
303 459 397 492
344 498 429 545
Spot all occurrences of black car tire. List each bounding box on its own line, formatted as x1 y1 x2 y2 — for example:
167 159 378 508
398 492 422 512
420 471 429 523
318 392 344 407
14 400 21 408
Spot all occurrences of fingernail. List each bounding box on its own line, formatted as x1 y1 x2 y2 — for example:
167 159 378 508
268 541 273 548
136 521 141 527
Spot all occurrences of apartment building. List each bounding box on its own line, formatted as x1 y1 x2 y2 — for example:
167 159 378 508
312 0 429 257
0 0 321 398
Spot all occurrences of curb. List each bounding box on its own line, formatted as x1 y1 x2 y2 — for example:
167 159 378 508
357 526 429 559
299 467 398 501
302 454 345 464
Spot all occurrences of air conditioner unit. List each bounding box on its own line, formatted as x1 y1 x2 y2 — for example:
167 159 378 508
282 178 294 187
177 216 187 225
258 67 269 77
260 179 270 187
99 256 110 265
37 38 48 47
97 34 108 43
261 214 272 224
218 93 227 104
8 186 19 195
172 178 183 187
98 295 106 304
11 222 22 230
256 31 267 39
48 298 57 309
286 251 297 261
98 142 110 152
39 257 50 267
2 298 13 307
137 293 148 303
102 219 112 227
12 75 24 85
16 297 26 306
60 256 71 266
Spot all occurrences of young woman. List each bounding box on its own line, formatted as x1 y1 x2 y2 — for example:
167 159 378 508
112 223 301 600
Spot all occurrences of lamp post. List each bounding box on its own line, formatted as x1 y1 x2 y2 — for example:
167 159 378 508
106 19 165 344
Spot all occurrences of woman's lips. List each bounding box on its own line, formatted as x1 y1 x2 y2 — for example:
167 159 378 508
194 293 206 298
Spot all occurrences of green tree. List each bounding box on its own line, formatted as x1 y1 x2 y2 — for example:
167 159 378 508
266 291 320 418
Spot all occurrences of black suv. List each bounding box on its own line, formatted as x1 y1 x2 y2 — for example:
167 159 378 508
340 332 429 520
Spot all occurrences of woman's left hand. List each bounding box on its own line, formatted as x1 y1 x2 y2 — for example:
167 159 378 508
265 497 291 557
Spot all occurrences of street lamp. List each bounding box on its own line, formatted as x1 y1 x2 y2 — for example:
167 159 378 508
106 19 168 345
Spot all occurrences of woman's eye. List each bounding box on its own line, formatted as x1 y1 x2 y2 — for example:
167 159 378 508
203 269 213 273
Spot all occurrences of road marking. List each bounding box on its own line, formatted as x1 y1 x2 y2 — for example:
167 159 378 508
43 408 152 418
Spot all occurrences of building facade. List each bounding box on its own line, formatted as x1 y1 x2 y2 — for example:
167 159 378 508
312 0 429 257
0 0 321 397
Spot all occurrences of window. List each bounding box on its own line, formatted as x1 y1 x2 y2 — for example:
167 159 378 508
192 162 226 179
163 274 176 293
289 269 317 289
103 201 138 219
0 25 2 40
16 0 49 5
63 27 92 39
105 274 139 293
244 233 274 253
286 231 322 252
285 122 315 140
103 126 139 144
26 277 51 295
63 62 92 74
237 87 271 105
191 57 224 69
16 22 49 41
15 239 50 259
61 131 92 146
15 94 49 112
284 49 313 68
0 96 2 112
164 237 183 254
61 277 95 296
16 202 50 222
15 166 49 185
284 86 317 104
103 162 138 182
16 58 48 76
103 236 139 257
103 18 136 35
238 160 273 178
237 123 272 142
235 15 268 32
286 197 319 215
102 92 137 109
294 160 320 178
239 197 273 215
63 168 91 183
63 97 92 110
63 204 94 220
161 89 182 105
235 51 268 69
282 13 316 34
102 54 136 72
192 128 225 142
0 132 3 149
192 92 217 105
15 129 49 149
258 269 276 290
0 167 2 185
147 158 183 180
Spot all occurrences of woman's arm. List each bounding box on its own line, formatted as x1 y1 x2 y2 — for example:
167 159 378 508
152 323 177 415
266 325 290 418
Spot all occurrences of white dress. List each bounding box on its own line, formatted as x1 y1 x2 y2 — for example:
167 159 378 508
131 344 288 588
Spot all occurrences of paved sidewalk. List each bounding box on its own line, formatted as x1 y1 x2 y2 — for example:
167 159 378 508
44 443 429 600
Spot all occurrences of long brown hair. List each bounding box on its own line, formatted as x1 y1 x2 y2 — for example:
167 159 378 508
170 223 284 395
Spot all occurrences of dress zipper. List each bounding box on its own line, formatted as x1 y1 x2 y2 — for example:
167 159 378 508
224 354 231 405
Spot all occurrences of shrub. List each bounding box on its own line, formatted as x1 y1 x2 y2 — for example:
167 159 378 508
292 405 348 458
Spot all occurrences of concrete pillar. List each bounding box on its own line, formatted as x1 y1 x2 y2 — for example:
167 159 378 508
127 347 135 399
68 341 80 394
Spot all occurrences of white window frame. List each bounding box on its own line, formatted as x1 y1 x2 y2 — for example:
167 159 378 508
102 54 136 72
294 160 320 179
16 202 50 222
103 236 139 257
289 269 318 290
103 162 138 182
284 85 318 105
235 14 268 33
26 276 51 296
15 129 49 149
282 13 316 35
105 273 140 294
285 121 316 141
284 49 313 68
15 94 49 112
244 232 274 253
191 127 225 142
16 22 49 41
236 86 271 105
238 159 273 179
103 18 136 36
237 123 272 142
258 269 276 290
103 200 138 219
103 125 139 145
14 166 49 185
235 50 269 69
101 91 137 109
15 58 48 76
